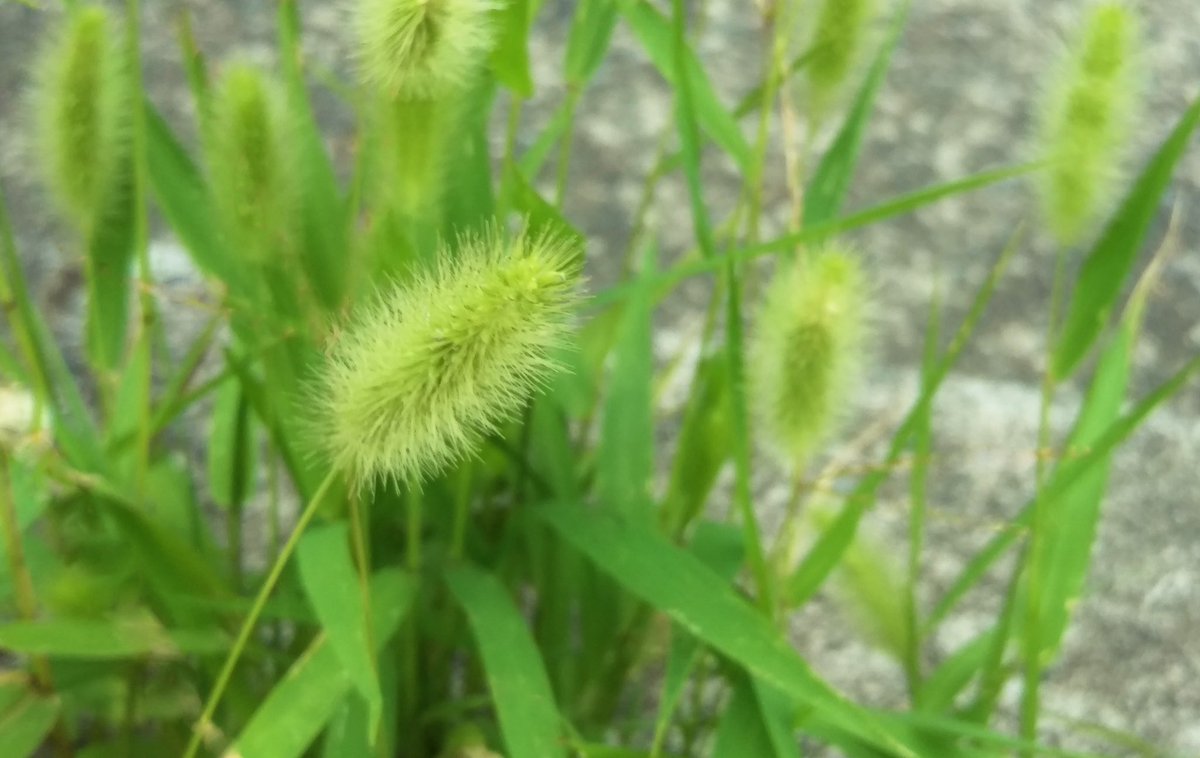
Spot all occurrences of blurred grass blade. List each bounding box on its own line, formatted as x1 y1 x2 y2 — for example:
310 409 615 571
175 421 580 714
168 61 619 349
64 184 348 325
804 0 911 227
1027 244 1168 663
661 357 733 534
596 245 655 521
505 166 584 251
297 522 382 740
712 675 788 758
928 349 1200 632
565 0 619 86
278 0 349 311
207 377 256 511
0 690 59 758
491 0 534 96
617 0 751 171
539 505 920 756
1053 94 1200 378
443 78 498 237
144 102 241 291
445 564 566 758
230 569 416 758
0 187 106 474
0 618 226 659
590 162 1034 311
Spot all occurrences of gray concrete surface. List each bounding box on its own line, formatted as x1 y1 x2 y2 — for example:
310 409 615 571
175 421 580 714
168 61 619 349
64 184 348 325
1 0 1198 754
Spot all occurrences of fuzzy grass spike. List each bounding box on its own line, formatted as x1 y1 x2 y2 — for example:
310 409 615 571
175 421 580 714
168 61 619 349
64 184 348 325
1037 3 1140 247
355 0 498 100
32 6 127 229
316 229 581 488
749 247 868 467
806 0 876 116
207 63 298 260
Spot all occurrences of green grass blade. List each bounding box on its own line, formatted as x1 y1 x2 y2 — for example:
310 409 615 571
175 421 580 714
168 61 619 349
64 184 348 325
143 102 240 291
230 569 416 758
0 690 59 758
491 0 533 96
0 186 106 474
1053 94 1200 378
538 505 920 756
661 355 732 534
1025 251 1167 666
278 0 349 311
927 349 1200 632
596 245 655 522
588 162 1035 312
0 619 226 659
618 0 751 171
445 564 566 758
206 376 255 511
297 522 381 741
712 675 785 758
804 0 911 227
565 0 619 86
442 78 498 237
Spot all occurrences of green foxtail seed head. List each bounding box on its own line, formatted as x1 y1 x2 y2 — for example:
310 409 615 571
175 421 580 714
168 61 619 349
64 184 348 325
805 0 876 116
32 6 128 229
748 246 868 467
207 63 298 260
355 0 498 100
1036 2 1140 247
315 228 581 488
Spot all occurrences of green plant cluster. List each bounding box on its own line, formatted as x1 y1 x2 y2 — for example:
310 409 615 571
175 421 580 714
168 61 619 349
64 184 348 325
0 0 1197 756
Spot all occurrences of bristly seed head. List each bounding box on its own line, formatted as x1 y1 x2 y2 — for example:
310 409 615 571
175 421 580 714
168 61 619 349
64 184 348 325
748 246 868 468
32 6 128 229
805 0 876 116
354 0 499 100
315 228 582 489
1036 2 1140 247
207 63 298 260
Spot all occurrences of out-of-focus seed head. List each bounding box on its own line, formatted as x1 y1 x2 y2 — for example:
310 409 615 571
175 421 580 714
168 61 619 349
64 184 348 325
314 227 582 489
748 246 868 467
805 0 877 116
32 6 128 229
355 0 498 100
207 63 298 260
1036 2 1140 247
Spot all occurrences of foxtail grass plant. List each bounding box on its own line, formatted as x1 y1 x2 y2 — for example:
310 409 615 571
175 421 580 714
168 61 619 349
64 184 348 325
0 0 1196 756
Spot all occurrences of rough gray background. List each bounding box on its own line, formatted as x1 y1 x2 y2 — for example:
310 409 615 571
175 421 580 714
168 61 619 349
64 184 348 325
1 0 1198 755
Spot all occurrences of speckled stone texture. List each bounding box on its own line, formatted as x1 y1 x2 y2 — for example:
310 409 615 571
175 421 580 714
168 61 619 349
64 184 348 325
1 0 1198 753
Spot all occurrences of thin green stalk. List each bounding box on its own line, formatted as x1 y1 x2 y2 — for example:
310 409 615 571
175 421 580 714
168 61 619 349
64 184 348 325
125 0 156 504
348 490 379 744
905 263 942 695
399 488 423 757
554 89 580 209
1021 244 1071 749
183 468 340 758
0 456 49 684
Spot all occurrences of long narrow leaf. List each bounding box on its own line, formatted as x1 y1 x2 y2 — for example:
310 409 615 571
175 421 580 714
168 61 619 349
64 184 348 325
297 523 381 740
804 0 911 227
538 505 920 756
445 564 566 758
1053 94 1200 377
229 569 416 758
